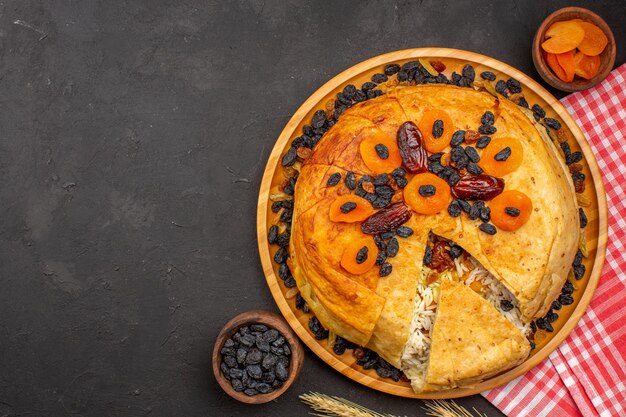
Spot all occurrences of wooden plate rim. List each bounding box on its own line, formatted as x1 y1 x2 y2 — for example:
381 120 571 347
256 48 608 399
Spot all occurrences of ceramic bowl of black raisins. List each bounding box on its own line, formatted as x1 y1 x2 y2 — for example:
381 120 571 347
213 310 304 404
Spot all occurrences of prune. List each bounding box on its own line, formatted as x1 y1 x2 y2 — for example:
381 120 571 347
462 64 475 81
432 119 444 138
396 226 413 238
281 147 297 167
467 162 482 175
480 71 496 81
544 117 561 130
268 225 278 244
478 223 497 235
340 202 357 213
494 146 512 161
481 111 495 126
448 200 461 217
355 246 369 264
451 175 504 201
386 238 399 257
397 121 428 173
343 84 357 99
579 208 588 228
418 185 436 197
361 203 412 234
372 73 388 83
327 172 341 186
345 171 357 190
506 78 522 94
379 262 392 277
451 130 465 147
479 124 497 135
500 300 514 312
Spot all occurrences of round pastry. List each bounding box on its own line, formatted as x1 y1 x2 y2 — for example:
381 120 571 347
288 84 579 392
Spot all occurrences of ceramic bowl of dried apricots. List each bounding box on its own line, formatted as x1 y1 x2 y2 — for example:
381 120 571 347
532 7 616 92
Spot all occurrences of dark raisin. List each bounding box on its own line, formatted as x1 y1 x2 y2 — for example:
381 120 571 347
361 82 376 91
448 130 464 147
518 97 529 108
559 294 574 305
392 167 406 178
396 226 413 238
386 238 399 258
544 118 561 130
462 64 475 82
551 299 562 310
403 61 419 71
451 72 461 85
481 111 495 126
375 251 386 266
572 172 586 182
355 187 367 198
384 63 401 75
451 146 469 165
308 316 321 333
273 247 288 264
371 73 388 83
283 183 294 195
566 151 583 165
562 280 574 295
560 142 572 158
333 337 347 355
445 167 461 186
397 70 408 81
345 171 357 190
573 250 583 266
480 71 496 81
231 378 244 392
495 80 508 96
334 104 347 118
428 161 444 174
476 135 491 149
373 174 389 186
469 202 481 220
579 208 588 228
381 231 395 240
355 246 369 264
464 146 480 163
354 89 367 102
432 119 444 139
536 317 547 330
458 199 471 213
243 388 258 396
284 276 296 288
268 225 278 244
327 172 341 186
545 321 554 332
547 311 559 323
223 355 237 368
494 146 512 161
423 245 433 265
280 209 292 223
573 264 586 280
340 202 357 213
436 73 449 84
275 361 289 380
458 76 472 87
295 293 305 310
532 104 546 119
312 110 327 128
419 184 436 197
467 162 482 175
366 89 376 99
448 200 462 217
277 233 290 247
336 92 352 106
479 206 491 222
531 321 537 332
449 245 463 259
281 147 297 167
343 84 357 100
500 299 514 312
375 185 394 199
505 207 521 217
245 348 263 365
506 78 522 94
395 177 408 188
379 262 392 277
479 124 497 135
429 152 444 162
479 223 497 235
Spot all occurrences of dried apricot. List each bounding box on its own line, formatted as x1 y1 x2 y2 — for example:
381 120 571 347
404 172 451 215
489 190 532 231
576 21 608 56
418 109 454 153
556 50 576 82
329 195 375 223
573 51 601 80
340 237 378 275
480 137 523 177
359 132 403 173
541 20 585 54
545 52 569 82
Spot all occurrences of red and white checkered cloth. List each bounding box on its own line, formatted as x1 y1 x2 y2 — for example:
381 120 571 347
482 63 626 417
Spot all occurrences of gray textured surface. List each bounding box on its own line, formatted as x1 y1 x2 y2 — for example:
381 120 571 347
0 1 623 416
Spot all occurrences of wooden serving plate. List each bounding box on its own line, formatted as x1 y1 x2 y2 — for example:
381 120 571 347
256 48 608 399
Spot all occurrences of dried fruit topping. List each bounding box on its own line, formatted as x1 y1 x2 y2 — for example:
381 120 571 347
404 172 452 214
418 109 454 153
577 21 609 56
341 237 377 275
451 175 504 201
360 133 403 173
480 137 524 176
397 121 428 174
481 111 495 126
542 20 585 54
379 262 392 277
489 190 533 231
430 241 455 272
478 223 497 235
384 63 401 75
480 71 496 81
281 147 297 167
361 202 412 235
476 135 491 149
329 195 375 223
430 60 446 72
544 118 562 130
327 172 341 186
450 130 465 147
464 130 481 144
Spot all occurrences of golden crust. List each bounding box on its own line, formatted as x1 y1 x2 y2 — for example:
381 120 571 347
289 84 578 387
